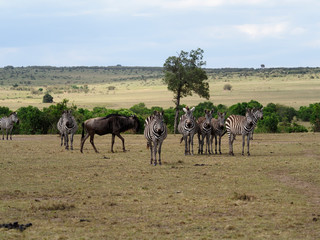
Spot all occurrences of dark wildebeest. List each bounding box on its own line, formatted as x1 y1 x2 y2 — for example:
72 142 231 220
80 114 140 153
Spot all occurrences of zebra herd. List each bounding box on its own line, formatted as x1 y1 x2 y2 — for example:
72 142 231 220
0 107 263 165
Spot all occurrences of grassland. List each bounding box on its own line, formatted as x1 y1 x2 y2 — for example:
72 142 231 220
1 133 320 239
0 66 319 110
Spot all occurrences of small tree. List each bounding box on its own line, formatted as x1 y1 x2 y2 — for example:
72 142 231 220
163 48 210 133
43 93 53 103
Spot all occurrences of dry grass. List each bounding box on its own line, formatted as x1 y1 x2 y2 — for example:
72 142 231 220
1 74 320 110
1 133 320 239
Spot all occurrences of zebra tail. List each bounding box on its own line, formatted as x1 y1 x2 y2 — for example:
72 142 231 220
180 136 183 143
221 129 227 137
81 122 85 139
147 142 150 149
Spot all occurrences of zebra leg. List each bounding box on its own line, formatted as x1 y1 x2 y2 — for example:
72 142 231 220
153 141 158 166
158 141 163 165
247 134 251 156
228 134 234 156
183 135 188 155
242 134 246 155
6 128 9 140
218 135 222 155
70 133 74 150
190 135 194 155
60 133 64 146
215 135 218 154
9 127 13 140
149 141 153 165
80 133 90 153
65 133 69 150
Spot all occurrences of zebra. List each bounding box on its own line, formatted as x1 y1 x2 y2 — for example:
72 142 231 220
144 111 167 166
0 112 19 140
57 110 78 150
250 107 264 140
178 107 198 155
197 109 214 155
210 112 226 155
225 108 257 156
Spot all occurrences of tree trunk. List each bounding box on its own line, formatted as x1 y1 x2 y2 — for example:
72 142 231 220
173 90 181 134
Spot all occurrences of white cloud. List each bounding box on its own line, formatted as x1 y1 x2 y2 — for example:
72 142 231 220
235 22 290 39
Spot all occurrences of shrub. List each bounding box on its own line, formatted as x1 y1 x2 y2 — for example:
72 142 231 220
223 83 232 91
43 93 53 103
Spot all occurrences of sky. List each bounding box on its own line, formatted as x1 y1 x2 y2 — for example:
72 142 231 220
1 0 320 68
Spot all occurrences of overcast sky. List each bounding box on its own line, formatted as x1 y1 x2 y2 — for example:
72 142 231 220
1 0 320 68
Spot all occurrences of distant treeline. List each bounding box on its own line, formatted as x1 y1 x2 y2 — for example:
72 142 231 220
1 99 319 135
1 66 320 86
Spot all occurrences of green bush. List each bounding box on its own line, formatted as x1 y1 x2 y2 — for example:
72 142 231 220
43 93 53 103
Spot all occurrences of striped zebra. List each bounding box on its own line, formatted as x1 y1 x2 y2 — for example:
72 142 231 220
0 112 19 140
225 108 256 156
197 109 214 155
144 111 167 166
210 112 226 155
57 110 78 150
178 107 198 155
250 107 264 140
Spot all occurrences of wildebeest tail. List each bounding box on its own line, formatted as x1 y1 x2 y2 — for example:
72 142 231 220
81 122 85 139
221 129 227 137
180 136 183 143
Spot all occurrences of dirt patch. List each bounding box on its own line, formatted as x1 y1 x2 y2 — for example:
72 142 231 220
270 172 320 205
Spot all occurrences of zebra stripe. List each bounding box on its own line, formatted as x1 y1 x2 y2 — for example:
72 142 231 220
210 112 226 154
144 111 167 166
225 108 255 156
0 112 19 140
57 110 78 150
250 107 264 140
178 107 198 155
197 109 214 154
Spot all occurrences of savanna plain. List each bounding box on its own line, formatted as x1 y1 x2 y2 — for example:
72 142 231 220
1 133 320 239
1 67 320 239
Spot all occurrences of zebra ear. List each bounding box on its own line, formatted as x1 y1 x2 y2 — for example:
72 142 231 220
183 108 187 113
190 107 195 112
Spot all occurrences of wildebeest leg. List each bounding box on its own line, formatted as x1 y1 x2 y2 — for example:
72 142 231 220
116 133 126 152
80 132 90 153
89 134 99 153
111 134 115 153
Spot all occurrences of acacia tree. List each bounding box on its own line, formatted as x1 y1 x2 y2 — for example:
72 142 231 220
163 48 210 133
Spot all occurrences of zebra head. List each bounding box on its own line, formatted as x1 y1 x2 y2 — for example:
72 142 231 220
62 110 74 128
10 112 19 124
253 107 264 121
217 112 226 130
203 109 214 129
245 108 254 127
182 106 195 128
153 111 165 134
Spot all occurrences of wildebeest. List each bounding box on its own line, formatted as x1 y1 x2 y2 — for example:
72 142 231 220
80 114 140 153
57 110 78 150
0 112 19 140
